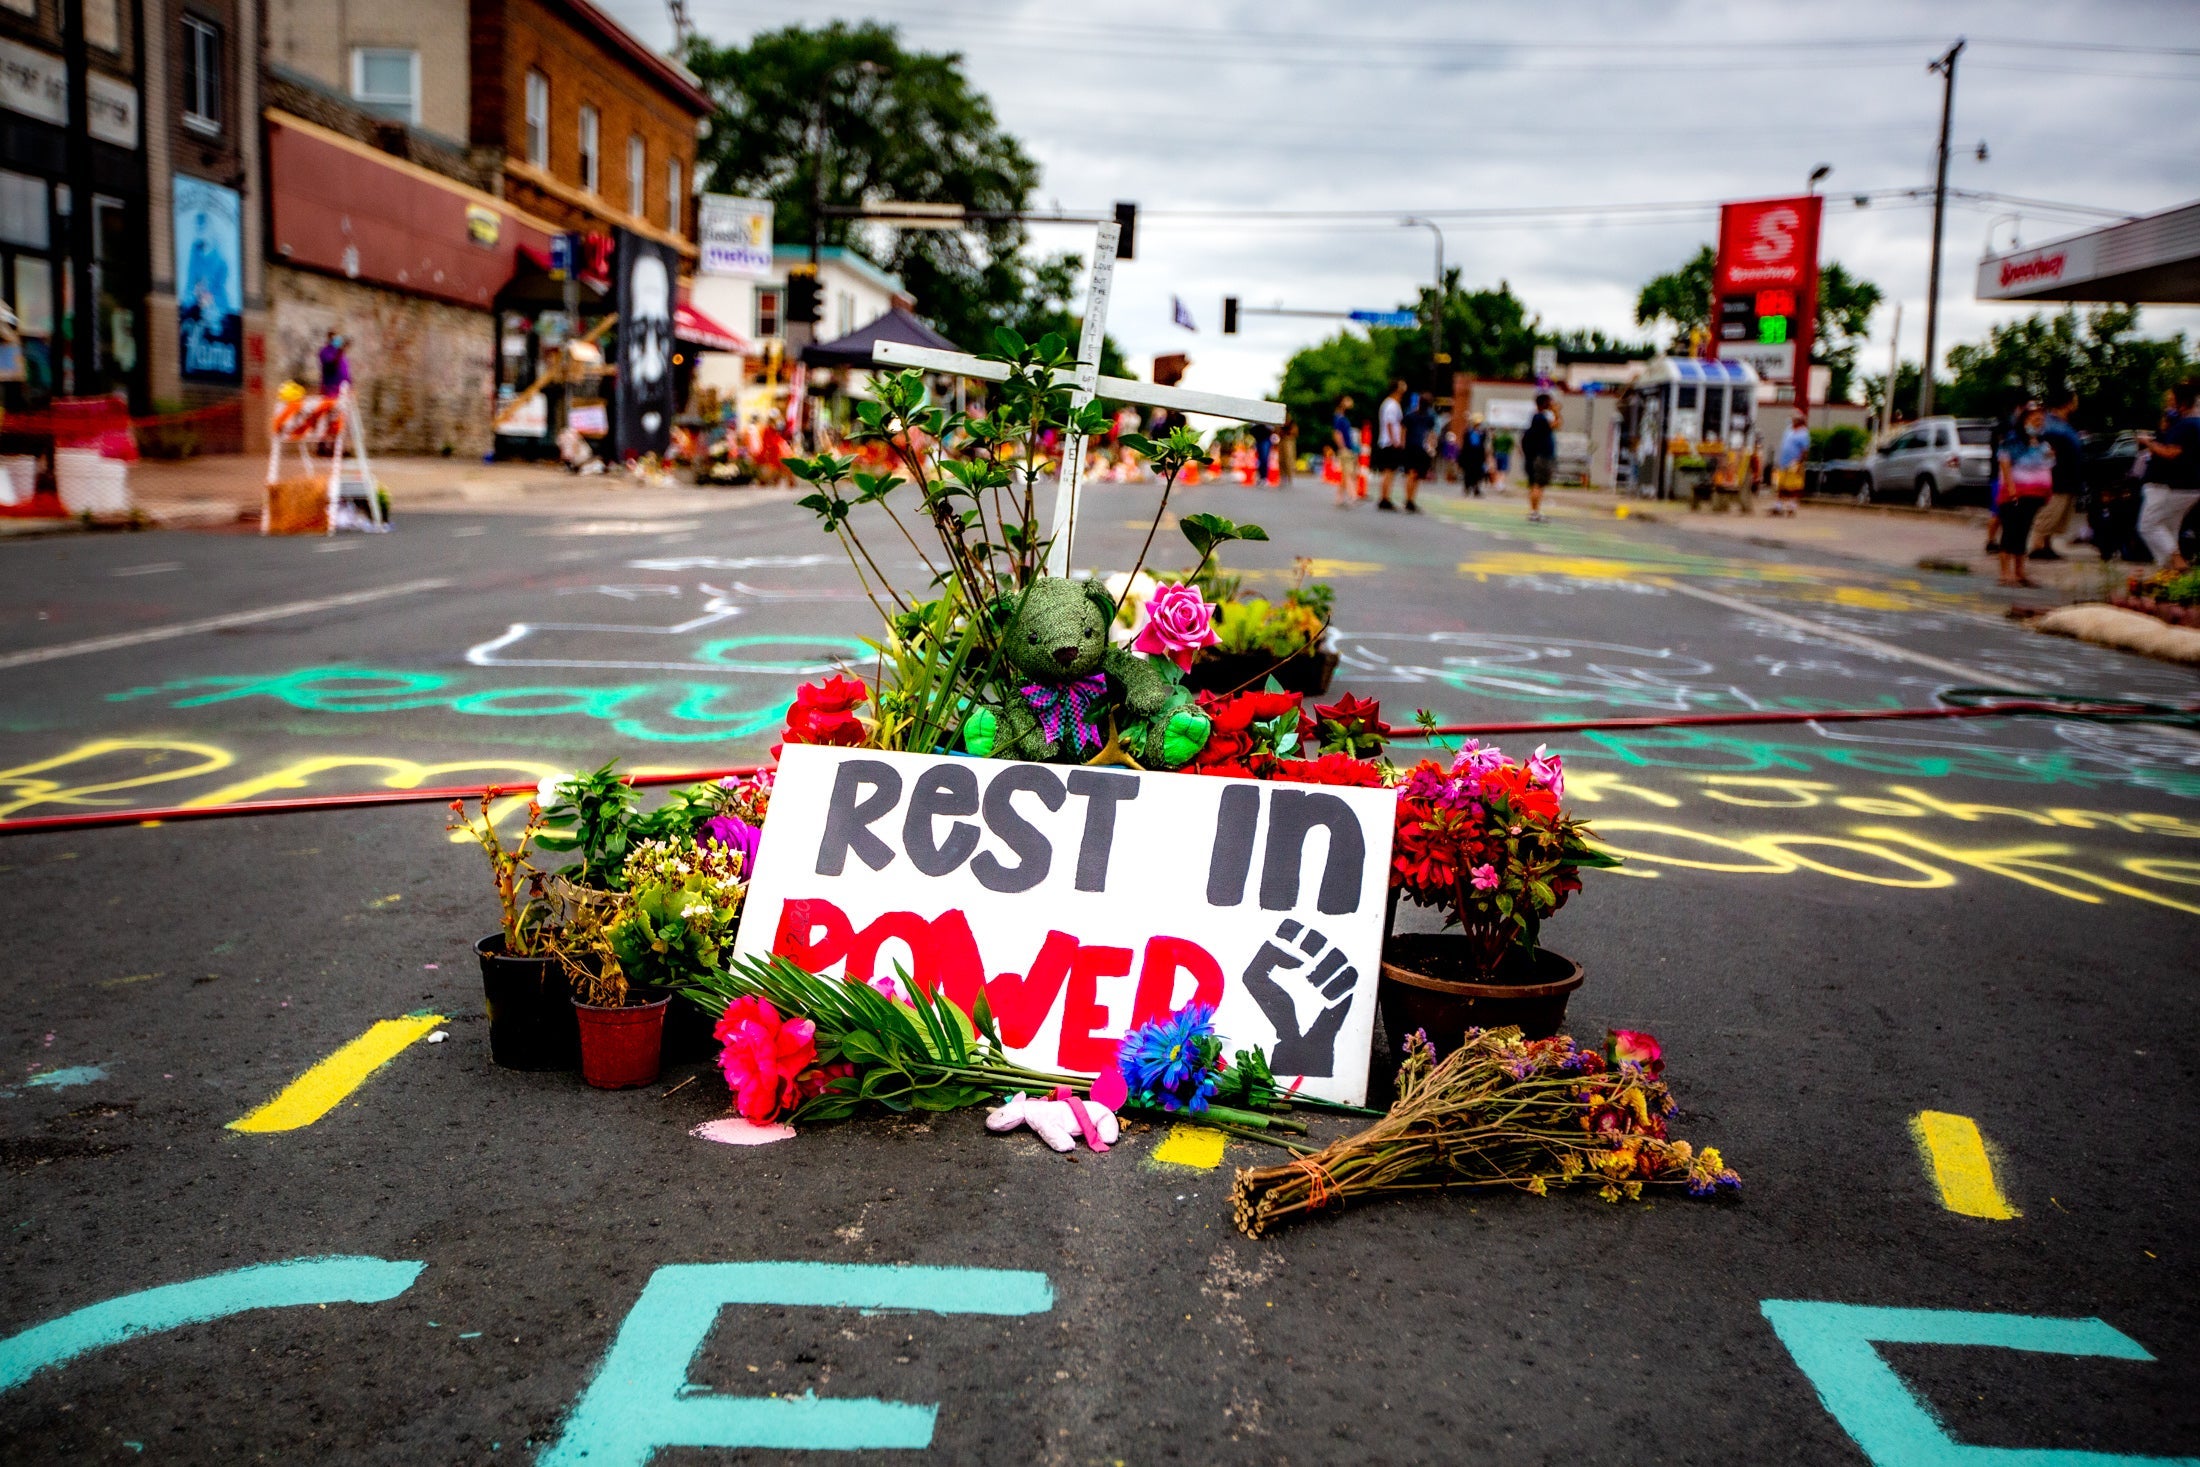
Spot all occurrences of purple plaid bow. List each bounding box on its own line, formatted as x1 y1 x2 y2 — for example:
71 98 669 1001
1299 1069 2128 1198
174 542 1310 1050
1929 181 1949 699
1022 673 1108 752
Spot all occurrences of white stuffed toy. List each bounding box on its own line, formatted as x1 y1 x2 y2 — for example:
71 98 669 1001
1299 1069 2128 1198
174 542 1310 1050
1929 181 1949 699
986 1090 1120 1153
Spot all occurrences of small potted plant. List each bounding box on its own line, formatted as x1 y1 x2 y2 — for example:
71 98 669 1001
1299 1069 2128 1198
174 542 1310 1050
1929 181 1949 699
1185 580 1339 696
1381 737 1620 1051
449 792 575 1070
557 835 748 1089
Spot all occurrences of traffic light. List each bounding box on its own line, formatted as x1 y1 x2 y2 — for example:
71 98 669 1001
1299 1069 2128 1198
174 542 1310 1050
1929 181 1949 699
785 266 821 326
1223 296 1238 335
1113 201 1136 260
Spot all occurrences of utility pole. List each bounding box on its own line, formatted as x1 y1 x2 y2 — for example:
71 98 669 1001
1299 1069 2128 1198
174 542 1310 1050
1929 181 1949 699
60 0 94 392
1402 217 1447 389
1919 38 1963 420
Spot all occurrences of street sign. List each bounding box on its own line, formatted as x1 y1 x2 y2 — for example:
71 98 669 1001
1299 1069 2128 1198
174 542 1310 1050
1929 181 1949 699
1348 310 1419 328
1713 195 1821 392
1532 345 1558 378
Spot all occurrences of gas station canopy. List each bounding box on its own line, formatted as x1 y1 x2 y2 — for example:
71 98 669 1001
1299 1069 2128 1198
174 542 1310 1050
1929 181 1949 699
1976 199 2200 305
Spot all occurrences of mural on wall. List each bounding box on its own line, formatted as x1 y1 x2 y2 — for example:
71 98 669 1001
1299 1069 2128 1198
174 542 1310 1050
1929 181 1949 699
174 176 242 384
615 228 677 459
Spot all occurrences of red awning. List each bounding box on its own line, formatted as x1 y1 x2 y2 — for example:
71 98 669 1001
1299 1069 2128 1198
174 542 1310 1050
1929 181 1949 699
676 300 750 354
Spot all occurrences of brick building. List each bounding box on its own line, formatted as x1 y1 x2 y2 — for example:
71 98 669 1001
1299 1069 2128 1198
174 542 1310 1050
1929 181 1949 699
259 0 706 455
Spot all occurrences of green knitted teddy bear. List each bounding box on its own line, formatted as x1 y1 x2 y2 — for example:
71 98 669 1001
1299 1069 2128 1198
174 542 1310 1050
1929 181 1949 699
961 576 1211 769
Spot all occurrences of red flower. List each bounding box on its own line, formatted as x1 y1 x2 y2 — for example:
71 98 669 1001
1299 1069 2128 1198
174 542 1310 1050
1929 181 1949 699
782 676 870 750
798 1060 857 1100
1313 692 1388 755
1482 763 1560 822
714 996 819 1122
1272 752 1386 787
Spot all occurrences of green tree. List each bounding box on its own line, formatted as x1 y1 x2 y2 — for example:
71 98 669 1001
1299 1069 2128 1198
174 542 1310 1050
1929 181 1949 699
684 21 1121 364
1275 274 1546 442
1634 245 1716 351
1635 247 1883 401
1814 261 1882 404
1943 307 2191 431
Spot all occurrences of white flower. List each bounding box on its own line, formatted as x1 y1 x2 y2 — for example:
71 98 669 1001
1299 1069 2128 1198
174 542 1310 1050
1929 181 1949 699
536 775 567 809
680 901 710 920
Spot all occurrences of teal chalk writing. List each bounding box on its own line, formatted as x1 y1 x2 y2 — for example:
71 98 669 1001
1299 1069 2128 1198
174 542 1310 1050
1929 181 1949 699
1760 1299 2199 1466
0 1256 423 1394
22 1065 106 1090
541 1262 1053 1466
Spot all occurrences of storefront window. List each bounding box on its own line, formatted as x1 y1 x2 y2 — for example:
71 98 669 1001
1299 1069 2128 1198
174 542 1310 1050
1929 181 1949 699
0 170 49 250
666 159 681 234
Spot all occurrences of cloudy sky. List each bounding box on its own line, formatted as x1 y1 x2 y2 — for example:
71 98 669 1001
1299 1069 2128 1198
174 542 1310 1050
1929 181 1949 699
609 0 2200 402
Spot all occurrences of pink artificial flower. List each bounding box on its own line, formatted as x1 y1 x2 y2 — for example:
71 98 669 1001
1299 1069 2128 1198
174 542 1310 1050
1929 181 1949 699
1528 743 1565 797
1130 582 1220 672
1470 863 1500 891
1609 1028 1664 1075
714 996 818 1122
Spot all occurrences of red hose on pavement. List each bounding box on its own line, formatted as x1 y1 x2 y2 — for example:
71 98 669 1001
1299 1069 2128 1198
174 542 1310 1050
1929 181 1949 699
0 695 2189 838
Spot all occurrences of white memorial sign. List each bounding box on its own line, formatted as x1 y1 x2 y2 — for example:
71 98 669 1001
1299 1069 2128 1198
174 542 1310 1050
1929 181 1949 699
735 745 1398 1106
698 194 773 278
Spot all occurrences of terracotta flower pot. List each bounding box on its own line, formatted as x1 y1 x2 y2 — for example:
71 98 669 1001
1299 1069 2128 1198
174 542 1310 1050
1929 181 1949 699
1378 936 1583 1055
476 934 579 1071
573 993 671 1089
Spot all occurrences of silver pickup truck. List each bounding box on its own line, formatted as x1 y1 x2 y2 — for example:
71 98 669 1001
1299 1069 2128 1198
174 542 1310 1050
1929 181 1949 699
1851 417 1996 508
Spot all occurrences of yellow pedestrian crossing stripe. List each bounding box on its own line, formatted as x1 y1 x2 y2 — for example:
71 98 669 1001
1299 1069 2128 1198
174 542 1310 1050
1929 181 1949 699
1910 1111 2019 1220
227 1015 445 1133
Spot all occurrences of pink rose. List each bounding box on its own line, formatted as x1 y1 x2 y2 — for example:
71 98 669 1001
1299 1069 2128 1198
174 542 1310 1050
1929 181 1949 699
1131 582 1219 672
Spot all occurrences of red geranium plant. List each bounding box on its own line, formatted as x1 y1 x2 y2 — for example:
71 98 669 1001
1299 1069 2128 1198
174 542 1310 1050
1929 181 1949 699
779 675 871 756
1391 741 1620 975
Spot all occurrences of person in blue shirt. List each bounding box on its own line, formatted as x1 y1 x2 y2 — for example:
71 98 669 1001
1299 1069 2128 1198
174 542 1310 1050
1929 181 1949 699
2029 385 2086 559
1331 394 1359 509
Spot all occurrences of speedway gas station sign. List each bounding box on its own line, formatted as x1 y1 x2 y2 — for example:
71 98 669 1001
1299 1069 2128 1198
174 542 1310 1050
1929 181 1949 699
1713 194 1823 399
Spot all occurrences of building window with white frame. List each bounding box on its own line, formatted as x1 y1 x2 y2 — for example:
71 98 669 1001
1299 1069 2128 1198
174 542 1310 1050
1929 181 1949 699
351 48 419 124
666 158 682 234
181 15 222 135
578 105 600 193
524 71 549 168
626 135 645 217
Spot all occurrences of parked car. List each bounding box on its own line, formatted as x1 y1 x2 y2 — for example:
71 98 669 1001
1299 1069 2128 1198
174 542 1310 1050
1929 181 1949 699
1853 417 1995 508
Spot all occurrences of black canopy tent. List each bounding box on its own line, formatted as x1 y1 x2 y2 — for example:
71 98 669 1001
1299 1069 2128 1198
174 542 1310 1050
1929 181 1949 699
799 307 962 369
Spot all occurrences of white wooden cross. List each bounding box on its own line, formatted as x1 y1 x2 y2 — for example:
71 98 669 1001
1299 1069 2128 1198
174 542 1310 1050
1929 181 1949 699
873 220 1287 576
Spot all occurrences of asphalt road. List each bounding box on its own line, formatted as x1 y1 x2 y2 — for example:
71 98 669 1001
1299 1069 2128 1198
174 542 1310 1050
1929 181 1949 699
1 476 2196 1464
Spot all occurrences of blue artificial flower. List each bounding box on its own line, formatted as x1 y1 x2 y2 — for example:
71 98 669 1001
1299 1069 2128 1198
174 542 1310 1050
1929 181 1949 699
1117 1003 1221 1114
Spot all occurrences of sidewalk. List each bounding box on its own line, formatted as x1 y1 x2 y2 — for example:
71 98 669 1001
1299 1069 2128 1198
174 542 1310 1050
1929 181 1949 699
123 454 788 527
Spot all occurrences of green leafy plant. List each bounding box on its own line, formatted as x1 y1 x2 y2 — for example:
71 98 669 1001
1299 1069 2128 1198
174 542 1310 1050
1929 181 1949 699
535 761 641 890
605 839 747 993
446 793 550 956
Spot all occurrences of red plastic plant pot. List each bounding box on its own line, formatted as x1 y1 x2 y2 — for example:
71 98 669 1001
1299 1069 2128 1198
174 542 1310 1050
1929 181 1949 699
573 994 671 1090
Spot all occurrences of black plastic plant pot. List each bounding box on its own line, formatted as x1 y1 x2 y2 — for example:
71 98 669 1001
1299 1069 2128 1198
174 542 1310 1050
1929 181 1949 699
636 985 718 1065
1377 938 1584 1054
476 934 580 1071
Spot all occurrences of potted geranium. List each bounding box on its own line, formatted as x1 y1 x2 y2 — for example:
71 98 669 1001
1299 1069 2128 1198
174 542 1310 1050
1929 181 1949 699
449 792 575 1070
1381 739 1620 1050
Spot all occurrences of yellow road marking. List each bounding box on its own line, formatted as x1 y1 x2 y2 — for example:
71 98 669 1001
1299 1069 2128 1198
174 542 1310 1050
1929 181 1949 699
1910 1111 2019 1219
1151 1124 1227 1169
228 1015 446 1133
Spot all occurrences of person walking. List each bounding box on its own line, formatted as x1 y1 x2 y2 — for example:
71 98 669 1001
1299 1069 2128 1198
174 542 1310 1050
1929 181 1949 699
2029 385 2085 560
1374 379 1407 511
1279 419 1298 485
1522 392 1558 521
1331 395 1359 508
1401 388 1434 513
318 330 351 397
1993 401 2056 588
1772 413 1809 517
1458 415 1487 497
2136 379 2200 569
1251 419 1274 487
